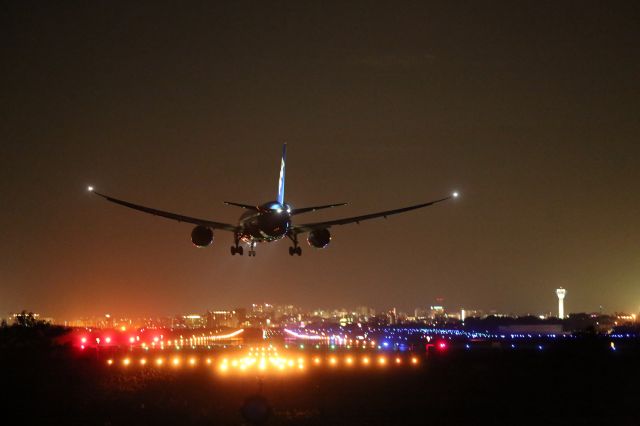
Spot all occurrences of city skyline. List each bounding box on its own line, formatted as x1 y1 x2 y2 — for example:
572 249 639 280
5 286 638 325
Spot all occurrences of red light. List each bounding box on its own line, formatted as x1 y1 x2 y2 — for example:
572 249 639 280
437 342 447 351
105 337 111 344
81 337 87 344
80 345 85 350
129 337 135 343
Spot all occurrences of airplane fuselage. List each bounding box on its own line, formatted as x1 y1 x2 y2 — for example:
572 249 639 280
238 201 292 243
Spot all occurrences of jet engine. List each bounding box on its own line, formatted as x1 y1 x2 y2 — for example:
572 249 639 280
191 226 214 247
307 228 331 248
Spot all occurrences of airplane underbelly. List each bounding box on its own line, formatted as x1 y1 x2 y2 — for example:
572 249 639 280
240 213 290 243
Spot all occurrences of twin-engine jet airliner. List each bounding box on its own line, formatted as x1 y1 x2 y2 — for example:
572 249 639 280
88 145 458 256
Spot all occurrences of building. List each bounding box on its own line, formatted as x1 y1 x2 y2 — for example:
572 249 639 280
206 311 238 328
556 287 567 319
176 314 206 329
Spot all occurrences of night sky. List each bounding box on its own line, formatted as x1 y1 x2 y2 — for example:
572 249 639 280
2 1 639 319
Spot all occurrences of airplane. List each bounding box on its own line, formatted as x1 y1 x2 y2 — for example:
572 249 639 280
88 144 459 257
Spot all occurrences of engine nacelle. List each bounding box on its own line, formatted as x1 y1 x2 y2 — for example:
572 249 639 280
307 228 331 249
191 226 214 247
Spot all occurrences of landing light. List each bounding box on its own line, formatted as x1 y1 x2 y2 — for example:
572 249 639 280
452 191 459 198
87 186 94 192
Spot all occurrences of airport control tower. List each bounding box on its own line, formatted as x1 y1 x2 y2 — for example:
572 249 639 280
556 287 567 319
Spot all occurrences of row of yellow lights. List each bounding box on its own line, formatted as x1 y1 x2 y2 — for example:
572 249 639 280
107 354 420 372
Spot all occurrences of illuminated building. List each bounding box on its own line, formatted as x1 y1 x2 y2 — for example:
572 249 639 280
355 306 376 322
556 287 566 319
387 308 397 325
182 315 205 328
251 303 274 315
206 311 237 328
429 305 445 321
10 311 54 325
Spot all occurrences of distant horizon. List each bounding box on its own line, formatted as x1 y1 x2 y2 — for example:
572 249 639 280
2 298 636 323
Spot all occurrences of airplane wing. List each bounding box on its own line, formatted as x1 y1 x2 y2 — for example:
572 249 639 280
223 201 258 210
91 190 239 232
290 203 347 215
291 194 456 234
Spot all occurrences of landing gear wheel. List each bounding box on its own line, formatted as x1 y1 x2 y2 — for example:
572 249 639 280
232 233 243 256
287 232 301 257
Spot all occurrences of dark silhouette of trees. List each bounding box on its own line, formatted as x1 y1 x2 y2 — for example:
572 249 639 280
0 310 68 349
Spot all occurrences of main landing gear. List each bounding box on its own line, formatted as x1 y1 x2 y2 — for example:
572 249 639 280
287 233 302 256
230 234 244 256
231 235 257 257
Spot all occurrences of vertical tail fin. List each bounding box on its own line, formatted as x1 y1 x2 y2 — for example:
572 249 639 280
277 143 287 204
